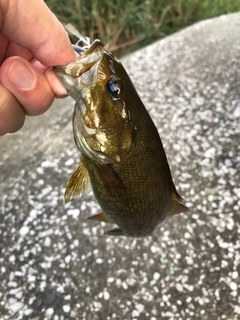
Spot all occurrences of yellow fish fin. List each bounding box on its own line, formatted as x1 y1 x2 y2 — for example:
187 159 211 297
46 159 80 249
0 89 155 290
168 193 189 216
104 228 124 236
95 164 127 197
88 211 113 224
64 158 90 203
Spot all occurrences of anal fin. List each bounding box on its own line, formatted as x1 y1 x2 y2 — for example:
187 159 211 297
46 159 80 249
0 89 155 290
88 212 113 224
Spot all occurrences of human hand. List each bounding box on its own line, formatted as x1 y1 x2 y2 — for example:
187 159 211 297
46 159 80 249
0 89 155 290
0 0 76 135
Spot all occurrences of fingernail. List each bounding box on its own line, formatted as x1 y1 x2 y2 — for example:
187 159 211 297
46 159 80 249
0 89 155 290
8 61 35 90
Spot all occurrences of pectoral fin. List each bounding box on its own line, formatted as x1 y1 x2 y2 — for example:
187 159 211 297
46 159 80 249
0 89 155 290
168 193 189 216
95 164 127 197
104 228 124 236
64 158 91 203
88 211 113 224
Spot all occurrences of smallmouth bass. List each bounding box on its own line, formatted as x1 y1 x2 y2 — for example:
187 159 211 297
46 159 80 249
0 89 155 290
54 33 188 237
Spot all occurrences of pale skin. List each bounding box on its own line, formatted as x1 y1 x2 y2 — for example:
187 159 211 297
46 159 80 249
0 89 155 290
0 0 76 135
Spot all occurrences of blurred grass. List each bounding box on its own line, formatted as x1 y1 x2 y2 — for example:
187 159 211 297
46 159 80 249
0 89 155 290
45 0 240 55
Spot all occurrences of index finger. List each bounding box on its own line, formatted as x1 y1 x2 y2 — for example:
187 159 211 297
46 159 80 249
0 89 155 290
0 0 75 66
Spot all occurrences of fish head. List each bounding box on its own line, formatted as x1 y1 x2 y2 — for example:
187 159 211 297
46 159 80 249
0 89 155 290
54 41 136 164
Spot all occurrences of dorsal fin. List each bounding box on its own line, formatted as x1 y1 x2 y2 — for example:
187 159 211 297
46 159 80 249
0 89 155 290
64 158 91 203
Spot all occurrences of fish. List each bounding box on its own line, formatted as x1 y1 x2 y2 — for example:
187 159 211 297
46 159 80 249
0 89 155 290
54 31 188 237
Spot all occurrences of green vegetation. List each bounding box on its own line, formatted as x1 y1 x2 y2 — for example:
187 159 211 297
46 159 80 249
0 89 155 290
45 0 240 55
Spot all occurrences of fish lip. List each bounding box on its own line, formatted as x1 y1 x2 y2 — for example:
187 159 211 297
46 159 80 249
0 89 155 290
53 65 66 72
78 39 103 58
53 41 105 98
54 40 104 77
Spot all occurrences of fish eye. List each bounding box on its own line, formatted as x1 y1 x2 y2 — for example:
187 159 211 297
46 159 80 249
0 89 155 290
106 76 123 100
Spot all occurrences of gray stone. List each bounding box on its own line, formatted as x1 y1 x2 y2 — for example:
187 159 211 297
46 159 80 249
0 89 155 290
1 13 240 320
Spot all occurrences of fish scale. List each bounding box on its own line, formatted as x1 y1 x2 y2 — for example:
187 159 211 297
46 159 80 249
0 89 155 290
87 109 174 235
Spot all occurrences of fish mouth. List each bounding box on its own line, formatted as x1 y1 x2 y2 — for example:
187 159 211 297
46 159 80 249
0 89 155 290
53 40 105 100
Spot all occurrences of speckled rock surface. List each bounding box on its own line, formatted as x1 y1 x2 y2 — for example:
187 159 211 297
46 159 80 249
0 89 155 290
1 13 240 320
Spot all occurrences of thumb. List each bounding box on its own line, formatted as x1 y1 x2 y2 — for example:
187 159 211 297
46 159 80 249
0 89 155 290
0 56 65 116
